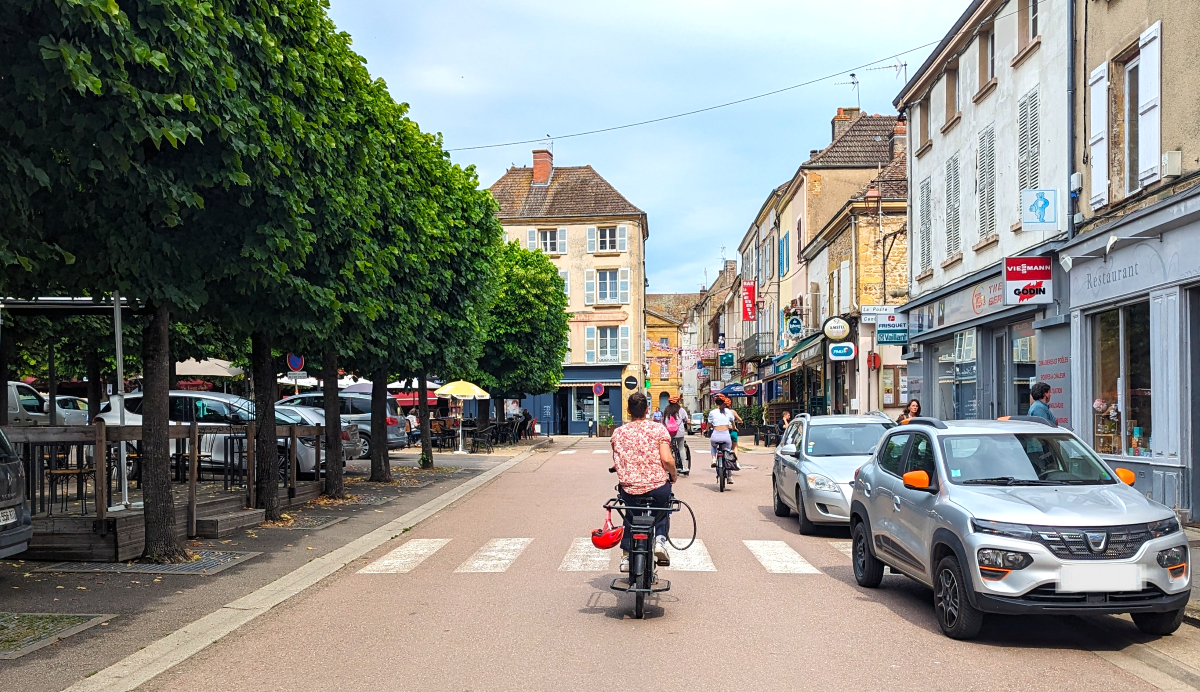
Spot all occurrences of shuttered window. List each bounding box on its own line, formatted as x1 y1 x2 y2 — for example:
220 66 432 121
584 269 596 305
619 267 631 304
977 126 997 238
585 326 596 363
839 260 851 314
563 335 571 364
619 325 631 363
526 229 537 250
617 225 628 252
946 154 961 256
559 270 569 298
1017 87 1041 198
586 226 597 253
918 177 932 272
1136 21 1162 188
1088 64 1110 209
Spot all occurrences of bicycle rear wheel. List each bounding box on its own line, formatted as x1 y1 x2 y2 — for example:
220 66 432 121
631 551 647 618
717 454 726 492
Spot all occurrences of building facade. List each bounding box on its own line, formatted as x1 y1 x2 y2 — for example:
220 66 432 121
895 0 1072 424
692 260 740 411
489 150 648 435
645 292 702 413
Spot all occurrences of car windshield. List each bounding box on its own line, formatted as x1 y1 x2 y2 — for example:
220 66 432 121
941 434 1117 485
0 428 13 458
805 423 891 456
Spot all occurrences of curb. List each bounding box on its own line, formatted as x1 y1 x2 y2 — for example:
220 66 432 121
62 444 549 692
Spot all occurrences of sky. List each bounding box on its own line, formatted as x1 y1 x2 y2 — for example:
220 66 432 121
325 0 964 293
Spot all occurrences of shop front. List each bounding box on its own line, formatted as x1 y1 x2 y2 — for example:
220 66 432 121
1064 196 1200 517
519 365 627 435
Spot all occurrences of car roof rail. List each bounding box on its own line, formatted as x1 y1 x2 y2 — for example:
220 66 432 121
900 416 948 429
997 415 1058 427
795 412 811 421
866 410 892 420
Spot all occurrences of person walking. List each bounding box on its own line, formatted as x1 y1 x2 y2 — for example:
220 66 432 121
1027 383 1057 426
609 392 676 571
896 399 921 424
663 395 690 476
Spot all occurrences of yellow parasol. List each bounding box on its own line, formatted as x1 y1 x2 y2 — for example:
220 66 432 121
433 381 489 453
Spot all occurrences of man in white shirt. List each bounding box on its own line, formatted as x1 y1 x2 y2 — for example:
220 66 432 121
406 409 420 444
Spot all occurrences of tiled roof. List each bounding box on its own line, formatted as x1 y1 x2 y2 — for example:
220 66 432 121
646 293 703 320
852 155 908 200
803 114 899 168
488 165 644 220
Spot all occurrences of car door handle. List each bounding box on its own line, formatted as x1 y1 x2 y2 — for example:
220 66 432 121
893 496 902 512
862 482 871 497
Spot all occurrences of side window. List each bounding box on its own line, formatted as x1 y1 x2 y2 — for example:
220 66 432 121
193 398 232 423
168 397 191 422
124 397 144 415
905 434 937 478
782 422 802 447
349 398 372 415
878 434 911 477
306 396 324 409
16 384 43 413
340 398 353 415
276 408 303 425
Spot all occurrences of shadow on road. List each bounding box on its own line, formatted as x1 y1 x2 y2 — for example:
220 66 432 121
578 574 678 620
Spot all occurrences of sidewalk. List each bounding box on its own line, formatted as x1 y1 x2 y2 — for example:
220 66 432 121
0 442 556 692
1187 525 1199 623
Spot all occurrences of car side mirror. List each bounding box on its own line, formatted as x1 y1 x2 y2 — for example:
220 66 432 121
903 470 933 491
779 443 798 457
1114 467 1136 485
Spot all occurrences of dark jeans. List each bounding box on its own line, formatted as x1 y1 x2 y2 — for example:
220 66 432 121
618 482 671 551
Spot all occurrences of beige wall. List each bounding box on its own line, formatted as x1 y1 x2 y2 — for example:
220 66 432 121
645 315 682 402
803 169 879 245
1074 1 1200 232
856 210 909 308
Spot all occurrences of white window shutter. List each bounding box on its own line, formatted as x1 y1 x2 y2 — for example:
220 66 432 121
946 155 961 255
619 326 630 363
617 225 627 252
585 326 596 363
1088 63 1110 209
586 226 597 253
839 260 851 313
559 270 570 297
563 335 571 365
619 267 630 304
584 269 595 305
1017 93 1031 193
978 127 997 238
1027 87 1040 189
919 177 932 270
527 229 537 250
557 227 567 254
1138 22 1162 186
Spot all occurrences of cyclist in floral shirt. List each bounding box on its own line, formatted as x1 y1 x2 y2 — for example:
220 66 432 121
610 392 677 570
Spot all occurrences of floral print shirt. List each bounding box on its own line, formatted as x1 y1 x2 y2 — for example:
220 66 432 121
611 418 671 495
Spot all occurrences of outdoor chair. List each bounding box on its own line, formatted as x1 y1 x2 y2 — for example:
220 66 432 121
471 425 495 454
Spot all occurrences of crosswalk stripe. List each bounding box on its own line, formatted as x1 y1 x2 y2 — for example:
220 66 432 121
830 541 853 557
592 449 609 454
664 539 715 571
557 450 577 455
455 538 534 573
558 537 613 571
358 538 451 574
743 540 821 574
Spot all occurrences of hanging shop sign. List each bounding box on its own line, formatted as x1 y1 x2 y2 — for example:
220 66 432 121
718 352 735 367
1004 256 1053 305
718 333 726 350
828 342 857 361
741 280 757 321
822 316 851 341
876 312 910 345
786 315 803 337
1020 189 1060 232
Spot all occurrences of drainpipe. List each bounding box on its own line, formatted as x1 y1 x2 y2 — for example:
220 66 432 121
1066 0 1077 239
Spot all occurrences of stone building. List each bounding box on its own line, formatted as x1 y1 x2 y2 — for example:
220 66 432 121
645 292 702 413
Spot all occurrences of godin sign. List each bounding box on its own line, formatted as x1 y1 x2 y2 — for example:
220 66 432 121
1004 257 1053 305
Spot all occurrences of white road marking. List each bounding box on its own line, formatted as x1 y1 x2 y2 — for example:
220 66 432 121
664 538 716 571
592 449 610 454
455 538 534 573
557 450 577 455
358 538 451 574
558 537 614 571
830 541 853 557
743 540 821 574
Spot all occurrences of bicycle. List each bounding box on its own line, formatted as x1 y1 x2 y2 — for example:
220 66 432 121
714 441 734 492
671 438 691 477
603 495 694 619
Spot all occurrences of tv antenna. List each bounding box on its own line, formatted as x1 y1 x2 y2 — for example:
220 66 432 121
865 59 908 82
834 73 860 109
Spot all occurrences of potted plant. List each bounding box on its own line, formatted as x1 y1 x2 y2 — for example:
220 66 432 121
598 413 616 437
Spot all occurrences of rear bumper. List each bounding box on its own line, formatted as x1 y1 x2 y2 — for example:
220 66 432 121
975 587 1191 615
0 521 32 559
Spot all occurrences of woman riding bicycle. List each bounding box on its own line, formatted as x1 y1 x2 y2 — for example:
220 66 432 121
708 394 742 483
609 392 677 571
662 395 690 476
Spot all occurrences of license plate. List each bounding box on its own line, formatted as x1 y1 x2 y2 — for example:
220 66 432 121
0 507 16 527
1058 563 1144 592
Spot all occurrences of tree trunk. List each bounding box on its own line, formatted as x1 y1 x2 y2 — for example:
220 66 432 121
368 366 391 482
476 398 490 433
141 304 188 562
418 373 433 469
86 352 102 424
321 349 344 498
168 356 178 390
0 332 8 426
251 332 280 520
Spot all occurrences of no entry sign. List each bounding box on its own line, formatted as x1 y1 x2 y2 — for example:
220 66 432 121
1004 257 1053 305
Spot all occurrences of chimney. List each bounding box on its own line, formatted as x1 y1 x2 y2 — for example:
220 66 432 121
724 260 738 278
890 118 907 159
532 149 553 184
831 107 861 141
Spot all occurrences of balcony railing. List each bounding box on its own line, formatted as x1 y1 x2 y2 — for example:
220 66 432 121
740 332 775 362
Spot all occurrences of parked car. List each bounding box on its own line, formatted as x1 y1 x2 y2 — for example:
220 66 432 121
772 414 894 533
275 405 358 479
53 396 90 425
850 416 1192 640
276 392 405 459
5 381 49 425
0 428 32 558
689 412 705 435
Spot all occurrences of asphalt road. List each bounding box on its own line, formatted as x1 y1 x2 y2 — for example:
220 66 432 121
134 437 1200 692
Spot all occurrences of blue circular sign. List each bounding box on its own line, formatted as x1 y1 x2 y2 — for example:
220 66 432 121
786 316 803 337
828 342 857 361
592 382 605 396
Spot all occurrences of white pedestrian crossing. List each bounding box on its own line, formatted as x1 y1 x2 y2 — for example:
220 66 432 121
455 538 534 573
592 449 609 454
557 450 577 455
830 541 853 557
664 539 716 571
358 538 451 574
558 537 613 571
743 540 821 574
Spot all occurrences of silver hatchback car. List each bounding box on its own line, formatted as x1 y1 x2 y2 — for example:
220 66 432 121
850 416 1191 639
772 414 895 533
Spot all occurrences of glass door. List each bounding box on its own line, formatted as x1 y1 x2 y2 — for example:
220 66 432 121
993 332 1007 418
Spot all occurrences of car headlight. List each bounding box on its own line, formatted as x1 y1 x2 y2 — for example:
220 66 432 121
971 519 1033 541
977 548 1032 570
1157 546 1188 569
1148 517 1180 538
299 437 315 447
806 474 839 492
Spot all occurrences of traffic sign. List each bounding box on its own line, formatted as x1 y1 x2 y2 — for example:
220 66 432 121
592 382 605 396
286 353 305 372
624 375 638 390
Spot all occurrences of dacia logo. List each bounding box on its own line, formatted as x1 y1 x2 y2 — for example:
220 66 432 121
1084 531 1108 552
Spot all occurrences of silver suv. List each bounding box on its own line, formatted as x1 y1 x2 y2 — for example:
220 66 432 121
772 414 894 533
850 417 1191 639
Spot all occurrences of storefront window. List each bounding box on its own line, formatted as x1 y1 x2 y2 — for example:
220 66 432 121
1091 303 1152 456
572 386 612 421
934 339 955 419
1010 321 1037 415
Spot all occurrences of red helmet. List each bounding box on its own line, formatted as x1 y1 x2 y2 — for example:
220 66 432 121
591 511 623 549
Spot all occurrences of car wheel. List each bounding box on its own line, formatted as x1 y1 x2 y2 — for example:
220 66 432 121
1132 609 1184 636
277 449 290 482
934 555 984 640
796 487 816 535
852 522 884 588
772 477 791 517
357 434 371 460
